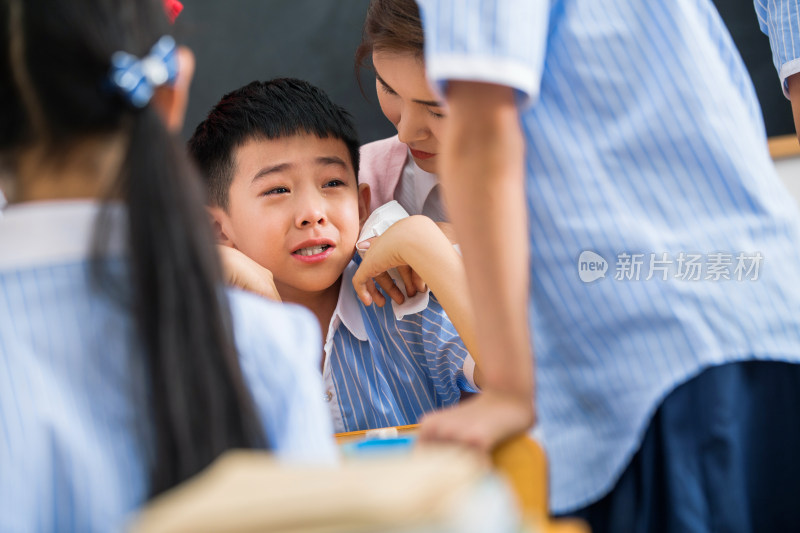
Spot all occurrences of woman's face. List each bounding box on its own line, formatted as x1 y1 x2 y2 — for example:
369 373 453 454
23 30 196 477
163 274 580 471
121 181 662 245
372 50 446 174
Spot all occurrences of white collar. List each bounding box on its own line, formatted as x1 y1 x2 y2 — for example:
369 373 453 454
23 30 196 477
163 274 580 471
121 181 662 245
322 255 431 360
0 200 125 271
410 154 440 211
324 259 369 346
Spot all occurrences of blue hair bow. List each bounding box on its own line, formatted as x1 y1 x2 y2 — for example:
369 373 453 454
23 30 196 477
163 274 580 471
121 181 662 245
109 35 178 108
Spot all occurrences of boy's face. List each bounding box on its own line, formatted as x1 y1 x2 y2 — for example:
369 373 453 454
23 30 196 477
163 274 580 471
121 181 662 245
212 134 369 299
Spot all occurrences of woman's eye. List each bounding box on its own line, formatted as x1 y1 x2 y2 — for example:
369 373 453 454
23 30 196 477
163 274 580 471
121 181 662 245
263 186 289 196
427 108 445 119
379 82 397 96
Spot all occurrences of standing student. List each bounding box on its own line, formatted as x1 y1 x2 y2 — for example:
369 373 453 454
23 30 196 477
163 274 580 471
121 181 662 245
0 1 335 531
353 0 800 530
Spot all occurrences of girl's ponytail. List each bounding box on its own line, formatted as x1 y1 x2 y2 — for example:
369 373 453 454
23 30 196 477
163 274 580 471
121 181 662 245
122 106 265 495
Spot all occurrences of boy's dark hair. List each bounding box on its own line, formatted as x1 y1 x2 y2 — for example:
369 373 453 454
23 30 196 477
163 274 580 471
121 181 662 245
189 78 360 210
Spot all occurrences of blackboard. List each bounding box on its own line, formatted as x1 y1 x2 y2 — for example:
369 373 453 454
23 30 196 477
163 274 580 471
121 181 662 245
173 0 396 145
174 1 794 145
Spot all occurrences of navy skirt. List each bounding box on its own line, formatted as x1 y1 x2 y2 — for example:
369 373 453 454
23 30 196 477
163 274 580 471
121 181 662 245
561 360 800 533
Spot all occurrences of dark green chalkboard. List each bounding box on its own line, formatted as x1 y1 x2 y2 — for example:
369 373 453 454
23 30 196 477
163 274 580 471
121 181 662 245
713 0 795 138
174 1 793 144
173 1 396 145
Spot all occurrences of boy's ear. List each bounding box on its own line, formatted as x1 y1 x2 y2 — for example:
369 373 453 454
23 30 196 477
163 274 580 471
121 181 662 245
357 183 371 226
151 46 195 133
207 205 236 247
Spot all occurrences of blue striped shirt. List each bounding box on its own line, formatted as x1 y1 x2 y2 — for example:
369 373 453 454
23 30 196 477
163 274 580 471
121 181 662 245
323 259 477 433
0 201 337 532
417 0 800 512
756 0 800 96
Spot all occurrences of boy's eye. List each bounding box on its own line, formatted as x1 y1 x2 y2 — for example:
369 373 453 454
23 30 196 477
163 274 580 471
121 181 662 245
323 179 345 188
262 186 289 196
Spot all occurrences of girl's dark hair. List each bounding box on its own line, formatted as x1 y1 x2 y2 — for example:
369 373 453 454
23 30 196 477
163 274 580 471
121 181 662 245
0 0 265 495
354 0 425 83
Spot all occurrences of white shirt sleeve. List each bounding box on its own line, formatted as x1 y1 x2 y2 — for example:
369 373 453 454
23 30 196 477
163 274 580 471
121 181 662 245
416 0 551 108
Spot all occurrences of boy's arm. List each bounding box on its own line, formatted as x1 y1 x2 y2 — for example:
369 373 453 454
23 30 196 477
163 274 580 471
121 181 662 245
352 216 479 368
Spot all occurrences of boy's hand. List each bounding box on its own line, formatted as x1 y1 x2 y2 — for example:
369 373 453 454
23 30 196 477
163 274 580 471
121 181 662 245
353 216 439 307
217 245 281 302
418 390 535 453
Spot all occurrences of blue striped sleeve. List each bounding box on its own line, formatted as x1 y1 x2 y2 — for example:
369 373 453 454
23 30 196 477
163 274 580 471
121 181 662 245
415 0 550 106
754 0 800 96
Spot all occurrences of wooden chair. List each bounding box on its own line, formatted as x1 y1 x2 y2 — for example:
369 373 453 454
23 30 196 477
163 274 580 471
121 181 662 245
335 426 588 532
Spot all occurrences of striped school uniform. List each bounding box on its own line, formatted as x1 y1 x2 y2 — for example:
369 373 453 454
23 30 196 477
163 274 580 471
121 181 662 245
0 201 337 532
322 258 477 432
417 0 800 517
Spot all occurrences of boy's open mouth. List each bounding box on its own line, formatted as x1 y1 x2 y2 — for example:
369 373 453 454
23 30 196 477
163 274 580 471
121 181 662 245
293 244 332 257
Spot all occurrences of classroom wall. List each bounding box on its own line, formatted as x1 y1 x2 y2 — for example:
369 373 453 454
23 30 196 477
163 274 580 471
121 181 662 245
173 0 396 145
174 1 799 204
175 1 790 145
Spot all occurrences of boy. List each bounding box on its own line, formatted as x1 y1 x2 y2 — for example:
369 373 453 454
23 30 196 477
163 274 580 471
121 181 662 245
188 78 479 433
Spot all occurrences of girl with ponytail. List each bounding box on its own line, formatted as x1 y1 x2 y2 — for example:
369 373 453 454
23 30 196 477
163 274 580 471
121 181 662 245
0 1 336 530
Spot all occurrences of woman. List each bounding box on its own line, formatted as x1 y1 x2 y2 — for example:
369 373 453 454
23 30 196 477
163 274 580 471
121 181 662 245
355 0 448 221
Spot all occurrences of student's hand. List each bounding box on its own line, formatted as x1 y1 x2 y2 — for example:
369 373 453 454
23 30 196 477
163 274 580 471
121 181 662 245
217 245 282 302
353 216 442 307
418 390 535 454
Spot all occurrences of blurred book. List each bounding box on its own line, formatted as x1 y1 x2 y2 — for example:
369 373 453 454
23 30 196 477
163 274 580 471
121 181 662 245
128 445 525 533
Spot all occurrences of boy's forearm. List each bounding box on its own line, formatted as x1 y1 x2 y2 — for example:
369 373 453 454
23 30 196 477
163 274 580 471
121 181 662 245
439 81 533 402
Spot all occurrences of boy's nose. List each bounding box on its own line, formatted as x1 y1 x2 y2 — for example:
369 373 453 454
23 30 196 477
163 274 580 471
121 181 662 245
296 202 327 228
299 214 325 227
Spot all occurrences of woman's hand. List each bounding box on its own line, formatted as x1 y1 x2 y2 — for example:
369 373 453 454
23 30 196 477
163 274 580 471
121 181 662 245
355 240 426 307
353 216 440 307
217 245 281 302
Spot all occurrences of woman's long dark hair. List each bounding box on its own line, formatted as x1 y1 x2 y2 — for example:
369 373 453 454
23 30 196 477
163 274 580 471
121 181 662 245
354 0 425 85
0 0 265 495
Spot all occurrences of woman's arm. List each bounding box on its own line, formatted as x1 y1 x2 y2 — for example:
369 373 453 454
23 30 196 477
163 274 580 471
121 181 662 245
352 215 479 369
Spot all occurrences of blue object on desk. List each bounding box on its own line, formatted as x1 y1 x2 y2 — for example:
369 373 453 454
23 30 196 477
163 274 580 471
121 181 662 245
342 436 416 457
